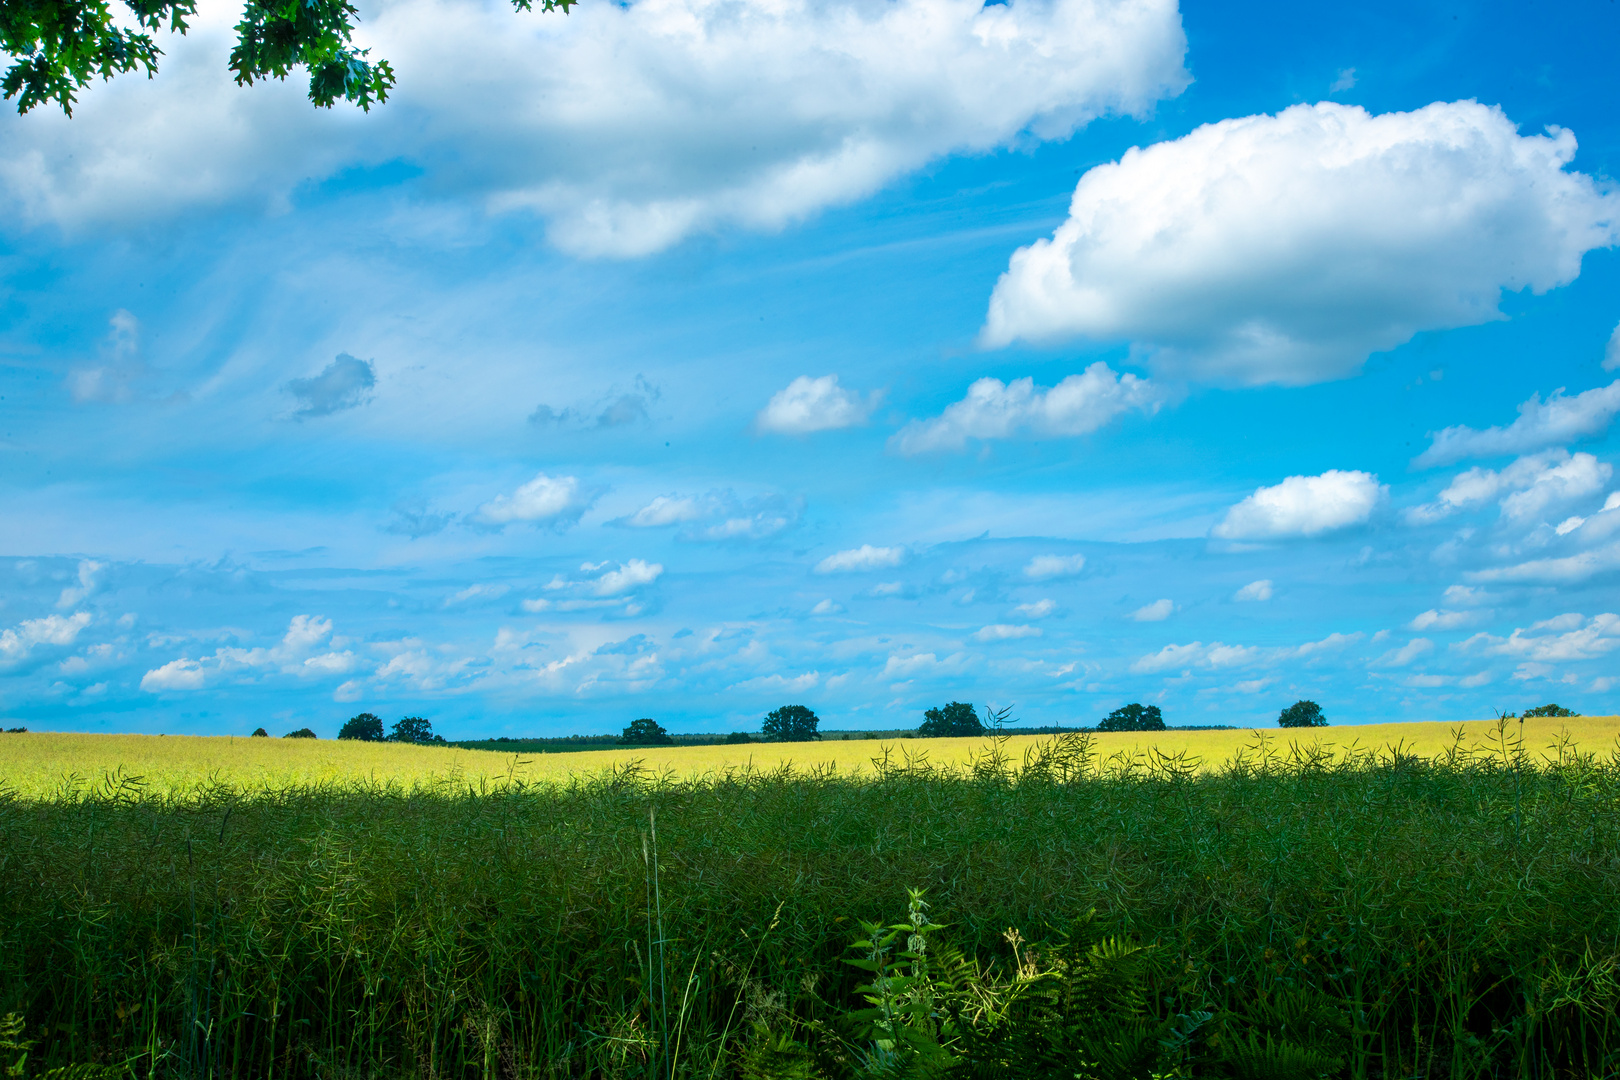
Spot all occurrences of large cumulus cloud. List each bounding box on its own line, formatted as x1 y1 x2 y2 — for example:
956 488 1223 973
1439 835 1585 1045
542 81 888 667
982 100 1619 385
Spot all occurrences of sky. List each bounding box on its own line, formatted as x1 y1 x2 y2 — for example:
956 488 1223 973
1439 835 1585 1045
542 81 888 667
2 0 1619 739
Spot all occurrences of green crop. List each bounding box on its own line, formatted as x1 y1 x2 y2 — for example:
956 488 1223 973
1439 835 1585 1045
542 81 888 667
3 724 1619 1078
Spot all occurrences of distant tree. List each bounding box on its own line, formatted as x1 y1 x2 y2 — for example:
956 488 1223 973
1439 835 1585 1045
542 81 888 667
619 718 674 745
1278 700 1328 728
387 716 444 745
762 705 820 742
1522 704 1578 718
337 712 385 741
4 726 26 733
917 701 984 738
1098 703 1165 732
283 727 317 739
250 727 269 737
724 731 753 744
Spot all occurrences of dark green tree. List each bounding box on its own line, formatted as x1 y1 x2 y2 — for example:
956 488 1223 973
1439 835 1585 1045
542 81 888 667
724 731 753 744
387 716 442 745
1098 703 1164 732
917 701 984 738
1522 703 1578 718
762 704 820 742
337 712 384 741
619 718 673 746
1278 700 1328 728
249 727 268 737
1 0 573 116
282 727 317 739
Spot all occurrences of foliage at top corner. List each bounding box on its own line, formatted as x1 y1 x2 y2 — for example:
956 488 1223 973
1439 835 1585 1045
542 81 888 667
0 0 575 116
1098 703 1164 732
763 704 820 742
1277 700 1328 728
917 701 985 739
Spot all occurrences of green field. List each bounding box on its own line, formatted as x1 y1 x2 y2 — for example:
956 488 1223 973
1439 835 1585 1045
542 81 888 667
5 720 1620 1078
4 715 1617 797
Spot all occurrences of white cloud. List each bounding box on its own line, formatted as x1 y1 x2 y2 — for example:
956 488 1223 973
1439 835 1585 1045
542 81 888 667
138 614 344 691
1443 585 1493 606
729 671 821 694
1499 454 1611 521
1212 470 1384 540
1329 67 1356 92
757 376 877 434
982 100 1620 385
1409 451 1611 524
870 581 906 597
624 495 707 527
816 545 905 573
1374 638 1434 667
1131 640 1261 674
0 612 93 664
882 651 968 678
972 623 1042 642
474 472 593 527
1130 598 1174 621
1415 380 1620 467
617 490 801 540
891 363 1165 454
1467 543 1620 585
1556 516 1586 535
1024 554 1086 580
1013 598 1057 618
1408 609 1487 631
811 599 843 615
1294 631 1360 658
544 559 665 597
1 0 1189 257
1607 321 1620 372
1459 612 1620 664
1132 630 1355 674
302 651 360 675
1233 579 1273 602
140 658 206 691
56 560 104 609
445 583 511 606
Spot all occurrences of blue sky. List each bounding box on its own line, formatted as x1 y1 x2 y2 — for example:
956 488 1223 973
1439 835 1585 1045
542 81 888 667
2 0 1619 737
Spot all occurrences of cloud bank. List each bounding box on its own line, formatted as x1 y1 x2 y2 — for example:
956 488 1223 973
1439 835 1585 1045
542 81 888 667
1 0 1190 257
983 100 1620 384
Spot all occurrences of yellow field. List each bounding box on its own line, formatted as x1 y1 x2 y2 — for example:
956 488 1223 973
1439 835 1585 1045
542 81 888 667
2 717 1618 798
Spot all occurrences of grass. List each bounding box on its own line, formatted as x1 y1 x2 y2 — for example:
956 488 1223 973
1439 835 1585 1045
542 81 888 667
4 716 1618 798
5 721 1620 1077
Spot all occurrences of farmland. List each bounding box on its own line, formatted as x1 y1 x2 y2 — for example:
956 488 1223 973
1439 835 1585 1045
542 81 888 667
4 719 1620 1078
3 715 1617 797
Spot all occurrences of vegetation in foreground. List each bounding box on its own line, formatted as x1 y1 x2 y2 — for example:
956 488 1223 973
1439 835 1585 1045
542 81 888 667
5 723 1620 1078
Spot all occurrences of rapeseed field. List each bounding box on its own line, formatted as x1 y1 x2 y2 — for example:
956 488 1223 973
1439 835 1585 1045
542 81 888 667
3 715 1617 797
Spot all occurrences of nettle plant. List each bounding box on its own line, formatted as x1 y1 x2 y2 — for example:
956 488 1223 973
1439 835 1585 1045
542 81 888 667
750 890 1350 1080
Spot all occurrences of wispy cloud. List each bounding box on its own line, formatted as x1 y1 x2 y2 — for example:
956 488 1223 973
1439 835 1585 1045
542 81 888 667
1416 380 1620 467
